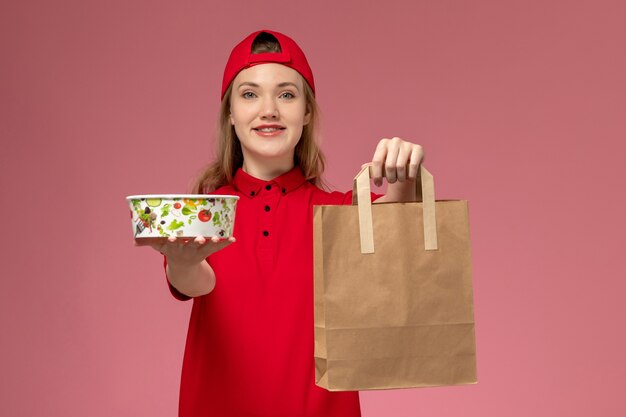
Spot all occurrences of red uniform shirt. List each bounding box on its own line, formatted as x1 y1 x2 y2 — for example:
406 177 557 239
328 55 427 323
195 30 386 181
167 167 380 417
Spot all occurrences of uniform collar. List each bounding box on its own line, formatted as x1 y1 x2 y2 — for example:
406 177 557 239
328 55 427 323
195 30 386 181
233 166 308 198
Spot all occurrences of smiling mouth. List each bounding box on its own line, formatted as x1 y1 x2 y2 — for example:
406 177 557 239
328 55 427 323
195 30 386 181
254 127 285 132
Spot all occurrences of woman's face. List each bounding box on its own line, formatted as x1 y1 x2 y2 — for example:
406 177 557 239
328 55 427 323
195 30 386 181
229 63 311 171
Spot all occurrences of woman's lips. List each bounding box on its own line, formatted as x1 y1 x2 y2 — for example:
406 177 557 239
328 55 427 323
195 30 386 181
253 127 285 137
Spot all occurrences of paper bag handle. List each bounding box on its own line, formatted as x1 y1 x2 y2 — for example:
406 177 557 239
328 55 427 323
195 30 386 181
352 164 438 254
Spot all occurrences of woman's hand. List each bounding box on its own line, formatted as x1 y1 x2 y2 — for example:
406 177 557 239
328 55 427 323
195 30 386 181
136 235 236 267
367 137 425 203
368 137 424 187
135 236 236 297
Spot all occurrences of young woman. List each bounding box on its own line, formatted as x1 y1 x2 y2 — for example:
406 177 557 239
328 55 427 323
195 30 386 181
146 29 424 416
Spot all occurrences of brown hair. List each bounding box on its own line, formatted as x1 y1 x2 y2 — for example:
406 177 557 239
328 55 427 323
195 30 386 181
191 33 326 193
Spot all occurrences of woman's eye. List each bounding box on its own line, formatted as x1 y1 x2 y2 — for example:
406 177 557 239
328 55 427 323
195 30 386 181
242 91 256 99
280 92 295 99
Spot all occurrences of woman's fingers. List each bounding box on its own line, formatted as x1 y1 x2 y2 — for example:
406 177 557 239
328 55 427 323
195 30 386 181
135 235 236 263
408 145 424 180
394 142 413 183
193 236 207 245
134 238 168 253
171 235 236 258
383 138 401 183
371 138 389 187
198 236 236 257
369 138 425 185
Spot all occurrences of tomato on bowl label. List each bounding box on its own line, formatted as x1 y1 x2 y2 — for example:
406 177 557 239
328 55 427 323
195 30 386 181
198 209 212 222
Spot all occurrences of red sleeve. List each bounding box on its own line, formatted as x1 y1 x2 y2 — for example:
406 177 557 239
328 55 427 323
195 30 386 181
163 255 192 301
340 190 384 205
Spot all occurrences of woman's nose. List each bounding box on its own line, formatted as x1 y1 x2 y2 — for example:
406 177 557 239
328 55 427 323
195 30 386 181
260 98 279 119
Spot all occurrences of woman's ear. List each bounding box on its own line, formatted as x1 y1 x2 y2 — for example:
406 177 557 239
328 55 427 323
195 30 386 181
303 105 312 126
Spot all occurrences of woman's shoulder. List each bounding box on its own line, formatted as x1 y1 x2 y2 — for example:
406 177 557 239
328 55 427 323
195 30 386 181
208 183 238 196
308 183 354 205
309 182 383 206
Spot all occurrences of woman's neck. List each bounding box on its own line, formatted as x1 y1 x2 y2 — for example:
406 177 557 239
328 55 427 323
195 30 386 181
242 159 295 181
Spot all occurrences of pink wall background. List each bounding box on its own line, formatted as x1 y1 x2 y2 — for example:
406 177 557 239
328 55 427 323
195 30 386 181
1 0 625 415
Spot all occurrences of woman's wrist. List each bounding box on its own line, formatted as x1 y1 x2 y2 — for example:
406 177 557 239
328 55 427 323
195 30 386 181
166 260 216 297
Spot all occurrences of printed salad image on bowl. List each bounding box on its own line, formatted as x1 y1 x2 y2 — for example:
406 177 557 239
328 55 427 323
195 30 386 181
126 195 239 240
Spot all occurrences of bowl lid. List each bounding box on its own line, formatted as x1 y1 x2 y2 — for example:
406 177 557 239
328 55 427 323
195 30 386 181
126 194 240 200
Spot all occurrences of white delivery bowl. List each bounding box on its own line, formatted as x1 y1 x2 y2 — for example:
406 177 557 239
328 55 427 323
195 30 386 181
126 195 239 240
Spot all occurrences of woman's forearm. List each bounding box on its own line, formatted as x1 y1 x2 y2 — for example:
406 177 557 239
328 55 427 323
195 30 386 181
166 260 216 297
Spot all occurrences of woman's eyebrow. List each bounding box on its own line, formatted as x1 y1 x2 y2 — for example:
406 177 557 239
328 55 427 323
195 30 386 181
237 81 300 90
237 81 260 88
277 82 300 90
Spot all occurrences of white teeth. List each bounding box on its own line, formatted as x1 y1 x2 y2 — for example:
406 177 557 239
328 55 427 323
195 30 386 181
257 128 281 132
